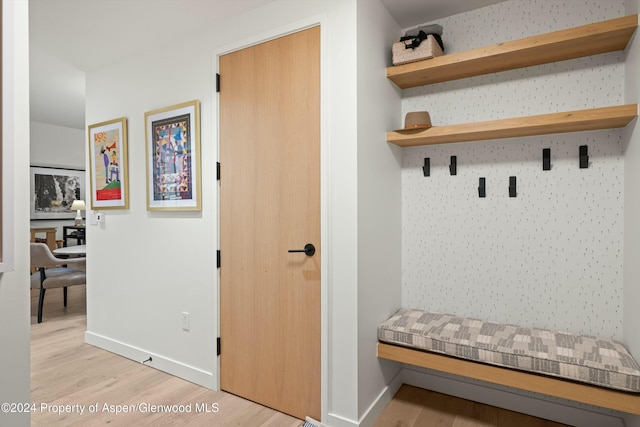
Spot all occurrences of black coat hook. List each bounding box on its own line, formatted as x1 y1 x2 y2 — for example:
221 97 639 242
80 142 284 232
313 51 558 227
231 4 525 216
579 145 589 169
543 148 551 171
449 155 457 175
478 177 486 198
422 158 430 177
509 176 517 197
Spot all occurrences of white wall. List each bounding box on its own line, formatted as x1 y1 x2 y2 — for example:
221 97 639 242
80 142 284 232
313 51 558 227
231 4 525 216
84 1 366 425
624 0 640 425
30 121 85 168
625 0 640 360
0 0 32 426
321 1 360 424
29 121 85 240
355 0 403 425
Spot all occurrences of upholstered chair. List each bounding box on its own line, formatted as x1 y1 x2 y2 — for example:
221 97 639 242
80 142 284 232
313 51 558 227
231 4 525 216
30 243 86 323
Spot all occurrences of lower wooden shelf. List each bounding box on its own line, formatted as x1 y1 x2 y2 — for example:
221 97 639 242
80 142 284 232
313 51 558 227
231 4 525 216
387 104 638 147
378 342 640 415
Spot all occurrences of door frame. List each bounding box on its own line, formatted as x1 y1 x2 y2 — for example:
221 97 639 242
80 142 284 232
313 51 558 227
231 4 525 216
213 16 329 420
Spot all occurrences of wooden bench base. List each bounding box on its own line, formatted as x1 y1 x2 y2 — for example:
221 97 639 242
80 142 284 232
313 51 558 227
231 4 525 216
378 342 640 415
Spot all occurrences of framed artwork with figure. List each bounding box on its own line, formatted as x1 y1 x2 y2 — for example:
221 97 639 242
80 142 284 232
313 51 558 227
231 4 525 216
88 117 129 210
144 100 201 211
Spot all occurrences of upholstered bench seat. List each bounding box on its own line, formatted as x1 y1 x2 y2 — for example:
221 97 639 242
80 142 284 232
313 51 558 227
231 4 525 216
378 308 640 393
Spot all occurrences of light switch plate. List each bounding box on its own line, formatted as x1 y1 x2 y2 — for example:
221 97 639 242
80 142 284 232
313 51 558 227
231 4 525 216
89 212 99 225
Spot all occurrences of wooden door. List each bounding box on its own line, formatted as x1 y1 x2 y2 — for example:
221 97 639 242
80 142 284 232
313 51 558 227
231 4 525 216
219 26 320 421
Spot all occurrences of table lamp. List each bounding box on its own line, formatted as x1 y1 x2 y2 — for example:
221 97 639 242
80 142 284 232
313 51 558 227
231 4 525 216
70 200 86 226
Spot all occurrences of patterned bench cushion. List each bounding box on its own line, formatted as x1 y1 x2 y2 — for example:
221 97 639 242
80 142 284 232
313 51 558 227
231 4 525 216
379 308 640 393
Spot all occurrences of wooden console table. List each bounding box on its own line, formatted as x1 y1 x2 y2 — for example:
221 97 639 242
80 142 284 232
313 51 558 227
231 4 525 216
30 227 57 251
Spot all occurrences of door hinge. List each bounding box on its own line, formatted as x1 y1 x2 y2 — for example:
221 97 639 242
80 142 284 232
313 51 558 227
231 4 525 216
217 337 221 356
216 73 220 92
217 250 221 268
217 162 220 181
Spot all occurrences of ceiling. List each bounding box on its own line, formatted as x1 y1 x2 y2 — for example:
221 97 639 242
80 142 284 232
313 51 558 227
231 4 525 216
379 0 507 29
29 0 506 130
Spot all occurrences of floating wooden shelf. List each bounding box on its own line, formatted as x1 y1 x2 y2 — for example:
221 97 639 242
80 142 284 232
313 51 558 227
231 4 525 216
386 104 638 147
387 14 638 89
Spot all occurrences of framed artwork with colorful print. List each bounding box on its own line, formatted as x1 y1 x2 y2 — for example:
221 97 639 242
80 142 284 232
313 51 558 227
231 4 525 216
87 117 129 210
144 100 201 211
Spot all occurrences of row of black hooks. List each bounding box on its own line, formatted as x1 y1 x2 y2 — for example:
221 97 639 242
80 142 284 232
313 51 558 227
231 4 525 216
477 176 517 198
422 146 589 177
421 146 590 198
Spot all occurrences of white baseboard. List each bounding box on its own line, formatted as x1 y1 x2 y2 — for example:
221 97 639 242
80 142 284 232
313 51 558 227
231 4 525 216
357 371 403 427
325 370 403 427
402 367 625 427
325 412 359 427
84 331 215 390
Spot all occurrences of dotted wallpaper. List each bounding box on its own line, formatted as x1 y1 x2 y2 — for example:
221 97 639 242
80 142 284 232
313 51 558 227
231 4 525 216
400 0 627 339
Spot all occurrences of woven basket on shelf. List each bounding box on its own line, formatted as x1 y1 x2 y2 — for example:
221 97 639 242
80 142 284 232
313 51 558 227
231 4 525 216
392 35 443 66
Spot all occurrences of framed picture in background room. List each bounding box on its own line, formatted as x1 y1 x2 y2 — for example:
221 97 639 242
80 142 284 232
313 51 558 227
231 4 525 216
30 166 86 220
144 100 201 211
88 117 129 210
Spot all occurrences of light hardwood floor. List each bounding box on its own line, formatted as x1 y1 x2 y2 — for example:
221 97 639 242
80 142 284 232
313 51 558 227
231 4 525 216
30 286 304 426
31 287 568 427
374 384 568 427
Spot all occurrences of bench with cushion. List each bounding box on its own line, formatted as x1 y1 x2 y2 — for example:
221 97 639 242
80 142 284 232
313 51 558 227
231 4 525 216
378 308 640 414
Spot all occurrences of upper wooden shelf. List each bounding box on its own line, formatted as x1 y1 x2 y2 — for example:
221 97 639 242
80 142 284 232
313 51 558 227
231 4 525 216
386 104 638 147
387 14 638 89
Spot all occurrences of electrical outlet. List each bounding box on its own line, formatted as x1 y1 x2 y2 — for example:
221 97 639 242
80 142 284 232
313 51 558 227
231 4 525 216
181 312 190 331
96 212 103 223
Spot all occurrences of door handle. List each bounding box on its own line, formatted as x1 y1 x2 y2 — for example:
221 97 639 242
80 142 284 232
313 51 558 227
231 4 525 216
288 243 316 257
